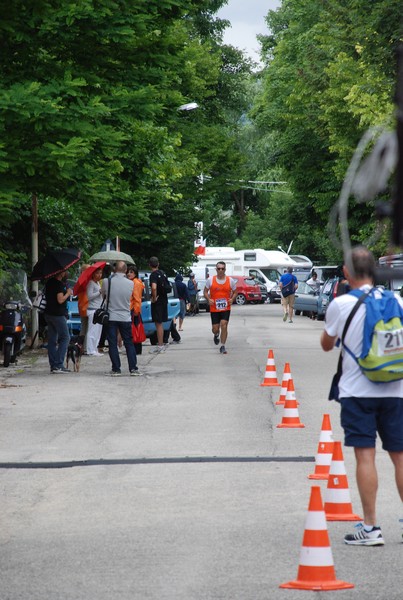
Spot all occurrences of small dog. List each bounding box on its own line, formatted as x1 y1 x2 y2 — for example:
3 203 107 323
66 335 85 372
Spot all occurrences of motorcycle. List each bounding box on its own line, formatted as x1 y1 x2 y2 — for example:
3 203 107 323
0 270 31 367
0 301 26 367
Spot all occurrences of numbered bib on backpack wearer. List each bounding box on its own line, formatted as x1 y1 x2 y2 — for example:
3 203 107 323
376 323 403 357
215 298 228 310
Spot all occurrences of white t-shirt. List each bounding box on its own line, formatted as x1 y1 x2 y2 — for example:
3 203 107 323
325 285 403 398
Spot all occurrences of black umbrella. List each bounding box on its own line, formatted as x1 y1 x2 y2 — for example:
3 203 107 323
31 248 82 281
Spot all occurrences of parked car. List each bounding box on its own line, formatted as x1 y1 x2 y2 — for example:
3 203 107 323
253 280 268 303
309 266 340 285
268 282 281 303
67 275 181 344
196 279 209 311
294 282 320 317
231 276 262 305
317 276 350 320
378 254 403 292
66 298 81 335
141 278 180 342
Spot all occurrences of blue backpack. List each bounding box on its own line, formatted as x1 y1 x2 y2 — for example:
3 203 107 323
344 288 403 383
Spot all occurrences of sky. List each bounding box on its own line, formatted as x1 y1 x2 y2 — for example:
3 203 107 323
216 0 281 65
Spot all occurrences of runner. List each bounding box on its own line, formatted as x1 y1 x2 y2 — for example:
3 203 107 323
204 261 237 355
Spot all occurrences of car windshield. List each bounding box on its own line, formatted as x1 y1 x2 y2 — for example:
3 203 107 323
298 282 316 294
259 268 281 282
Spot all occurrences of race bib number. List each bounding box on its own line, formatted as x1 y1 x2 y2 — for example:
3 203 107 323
215 298 228 310
377 328 403 356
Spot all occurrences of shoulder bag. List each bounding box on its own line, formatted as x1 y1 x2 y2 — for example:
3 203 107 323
93 276 112 325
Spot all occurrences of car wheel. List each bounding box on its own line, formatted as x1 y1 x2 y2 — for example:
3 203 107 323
295 310 301 316
235 294 246 306
3 341 12 368
317 314 324 321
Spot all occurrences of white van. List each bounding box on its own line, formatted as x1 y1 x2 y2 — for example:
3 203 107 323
191 247 304 293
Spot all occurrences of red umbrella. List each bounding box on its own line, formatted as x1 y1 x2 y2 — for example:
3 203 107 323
73 262 106 296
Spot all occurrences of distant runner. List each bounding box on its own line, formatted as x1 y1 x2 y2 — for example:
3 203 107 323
204 261 237 355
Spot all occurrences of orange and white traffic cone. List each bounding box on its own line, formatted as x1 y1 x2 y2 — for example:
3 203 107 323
280 486 354 591
277 379 305 428
260 349 280 386
308 414 334 480
324 441 361 521
276 362 292 405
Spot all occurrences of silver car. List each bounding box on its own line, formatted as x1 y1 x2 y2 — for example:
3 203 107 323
294 281 320 317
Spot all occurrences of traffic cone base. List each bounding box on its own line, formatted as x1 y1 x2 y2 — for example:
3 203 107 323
260 349 280 386
280 486 354 591
324 442 362 521
308 414 334 480
277 379 305 428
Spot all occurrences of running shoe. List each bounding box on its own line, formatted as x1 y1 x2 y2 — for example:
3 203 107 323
109 370 122 377
51 367 71 374
219 345 227 354
130 369 142 376
149 345 166 354
282 314 287 322
344 523 384 546
214 333 220 345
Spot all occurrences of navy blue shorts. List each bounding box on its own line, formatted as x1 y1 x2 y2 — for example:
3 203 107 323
340 396 403 451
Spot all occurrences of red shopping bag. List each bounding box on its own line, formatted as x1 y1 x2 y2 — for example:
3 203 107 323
132 315 146 343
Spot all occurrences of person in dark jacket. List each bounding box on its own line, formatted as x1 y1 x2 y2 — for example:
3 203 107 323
44 271 74 373
175 274 190 331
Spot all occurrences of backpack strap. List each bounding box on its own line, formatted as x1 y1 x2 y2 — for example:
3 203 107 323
335 289 372 378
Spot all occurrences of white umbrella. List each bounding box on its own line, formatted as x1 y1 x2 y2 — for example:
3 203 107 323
89 250 135 264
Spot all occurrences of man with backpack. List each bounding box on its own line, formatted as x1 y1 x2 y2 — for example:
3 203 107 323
321 246 403 546
149 256 170 354
279 266 298 323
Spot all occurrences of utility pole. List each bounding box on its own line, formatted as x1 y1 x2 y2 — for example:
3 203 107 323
31 193 39 348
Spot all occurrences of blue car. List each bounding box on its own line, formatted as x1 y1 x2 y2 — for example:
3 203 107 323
67 278 180 342
141 278 180 339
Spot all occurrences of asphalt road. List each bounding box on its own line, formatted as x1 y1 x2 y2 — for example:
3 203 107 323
1 303 402 599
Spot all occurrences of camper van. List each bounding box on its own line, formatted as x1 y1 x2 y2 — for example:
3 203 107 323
191 247 306 292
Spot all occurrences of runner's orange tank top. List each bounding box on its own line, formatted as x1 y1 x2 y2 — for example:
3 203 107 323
210 276 232 313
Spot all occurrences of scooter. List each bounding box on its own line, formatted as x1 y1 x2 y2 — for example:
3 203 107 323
0 301 26 367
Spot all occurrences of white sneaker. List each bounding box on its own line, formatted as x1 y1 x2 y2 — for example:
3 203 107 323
344 523 384 546
149 346 166 354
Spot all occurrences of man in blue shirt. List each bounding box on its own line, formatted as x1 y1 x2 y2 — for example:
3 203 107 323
279 267 298 323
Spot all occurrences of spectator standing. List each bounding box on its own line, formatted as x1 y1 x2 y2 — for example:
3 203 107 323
44 270 74 373
149 256 169 354
97 263 112 352
101 261 140 376
187 273 198 315
127 264 145 355
306 271 321 292
86 267 104 356
77 263 90 354
321 246 403 546
174 273 190 331
279 267 298 323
